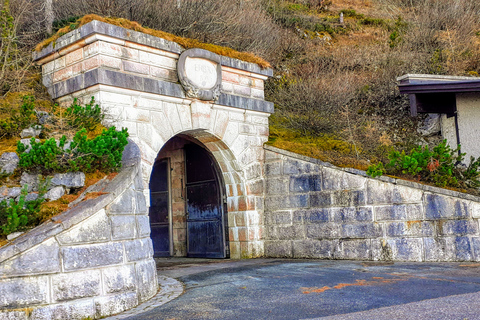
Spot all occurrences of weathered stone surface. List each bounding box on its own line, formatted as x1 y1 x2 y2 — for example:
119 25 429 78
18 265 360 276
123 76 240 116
306 223 341 239
56 209 110 244
36 110 50 125
292 239 334 258
94 292 138 318
332 207 373 223
103 264 136 293
135 190 147 214
331 190 366 207
424 237 455 261
108 187 135 214
0 276 49 308
265 210 293 225
51 172 85 188
386 221 434 237
124 238 153 262
455 236 473 261
425 194 469 219
0 238 60 276
264 241 293 257
289 174 322 193
111 215 137 240
386 238 423 261
20 125 42 138
0 152 19 175
440 220 478 235
18 138 40 153
7 187 21 198
335 239 371 260
52 270 101 301
309 192 332 207
135 259 158 302
418 113 441 136
20 172 41 192
0 310 28 320
62 242 124 271
30 299 96 320
45 186 65 201
25 192 39 201
375 204 423 221
299 208 330 224
6 232 23 241
342 223 382 239
136 215 151 237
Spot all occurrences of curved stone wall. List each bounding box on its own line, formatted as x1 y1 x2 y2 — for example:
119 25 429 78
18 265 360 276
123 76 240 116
0 141 157 319
264 145 480 262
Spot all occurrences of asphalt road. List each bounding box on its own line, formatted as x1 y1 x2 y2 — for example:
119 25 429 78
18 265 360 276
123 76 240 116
124 259 480 320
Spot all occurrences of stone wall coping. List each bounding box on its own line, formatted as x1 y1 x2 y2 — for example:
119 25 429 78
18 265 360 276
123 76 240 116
0 140 141 264
33 20 273 77
49 68 274 113
264 144 480 202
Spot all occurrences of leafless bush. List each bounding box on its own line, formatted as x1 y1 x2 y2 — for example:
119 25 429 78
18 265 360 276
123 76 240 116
53 0 289 62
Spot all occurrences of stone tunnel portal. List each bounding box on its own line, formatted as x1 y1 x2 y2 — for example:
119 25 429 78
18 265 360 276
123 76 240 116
149 135 229 258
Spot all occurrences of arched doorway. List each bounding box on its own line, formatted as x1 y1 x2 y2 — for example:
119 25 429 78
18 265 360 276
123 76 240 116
149 135 229 258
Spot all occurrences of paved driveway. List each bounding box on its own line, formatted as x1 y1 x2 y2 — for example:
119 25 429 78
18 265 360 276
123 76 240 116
123 259 480 320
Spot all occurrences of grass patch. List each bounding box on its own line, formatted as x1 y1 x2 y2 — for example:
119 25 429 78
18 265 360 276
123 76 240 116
35 14 270 69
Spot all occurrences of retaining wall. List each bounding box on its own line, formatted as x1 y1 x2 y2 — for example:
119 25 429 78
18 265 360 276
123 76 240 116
0 141 157 319
264 145 480 262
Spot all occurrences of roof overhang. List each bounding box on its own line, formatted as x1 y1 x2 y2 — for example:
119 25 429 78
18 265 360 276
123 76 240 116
397 74 480 116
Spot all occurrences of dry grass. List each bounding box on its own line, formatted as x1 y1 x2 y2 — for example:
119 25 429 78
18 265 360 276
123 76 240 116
35 14 271 68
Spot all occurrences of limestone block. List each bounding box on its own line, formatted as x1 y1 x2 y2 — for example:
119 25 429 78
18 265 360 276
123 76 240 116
264 211 293 226
0 238 60 276
51 172 85 189
124 238 153 262
424 237 455 261
332 207 373 223
374 204 424 221
52 270 101 302
125 107 150 123
331 190 366 207
472 237 480 261
265 177 288 195
136 215 151 237
341 223 382 239
150 111 174 142
139 51 176 68
289 174 322 193
300 208 330 224
164 102 183 134
123 60 149 75
18 138 39 154
265 194 309 210
6 187 21 199
245 163 262 180
386 221 434 237
264 240 293 257
292 239 334 259
102 264 136 294
135 259 158 302
213 109 230 138
176 103 193 131
323 168 365 190
0 276 49 308
29 299 95 320
0 310 28 320
222 121 239 147
25 193 39 202
273 225 305 240
45 186 65 201
308 191 332 207
56 209 110 245
471 201 480 219
94 292 138 318
306 223 341 239
108 187 136 214
440 220 478 236
191 101 212 130
265 161 282 176
335 239 371 260
367 180 406 205
455 236 473 261
0 152 19 175
283 159 317 176
386 238 423 261
62 242 124 271
425 194 470 219
136 191 148 214
111 215 137 240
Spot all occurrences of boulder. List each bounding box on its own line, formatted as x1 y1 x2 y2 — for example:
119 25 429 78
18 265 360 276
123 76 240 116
36 110 50 124
51 172 85 189
18 138 40 153
20 125 42 138
418 114 441 137
20 172 41 192
45 186 65 201
0 152 19 175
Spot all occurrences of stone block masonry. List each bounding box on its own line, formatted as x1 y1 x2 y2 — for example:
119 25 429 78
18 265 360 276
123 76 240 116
264 145 480 262
0 141 158 319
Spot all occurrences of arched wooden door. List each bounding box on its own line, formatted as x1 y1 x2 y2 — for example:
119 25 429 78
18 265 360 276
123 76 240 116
185 143 227 258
